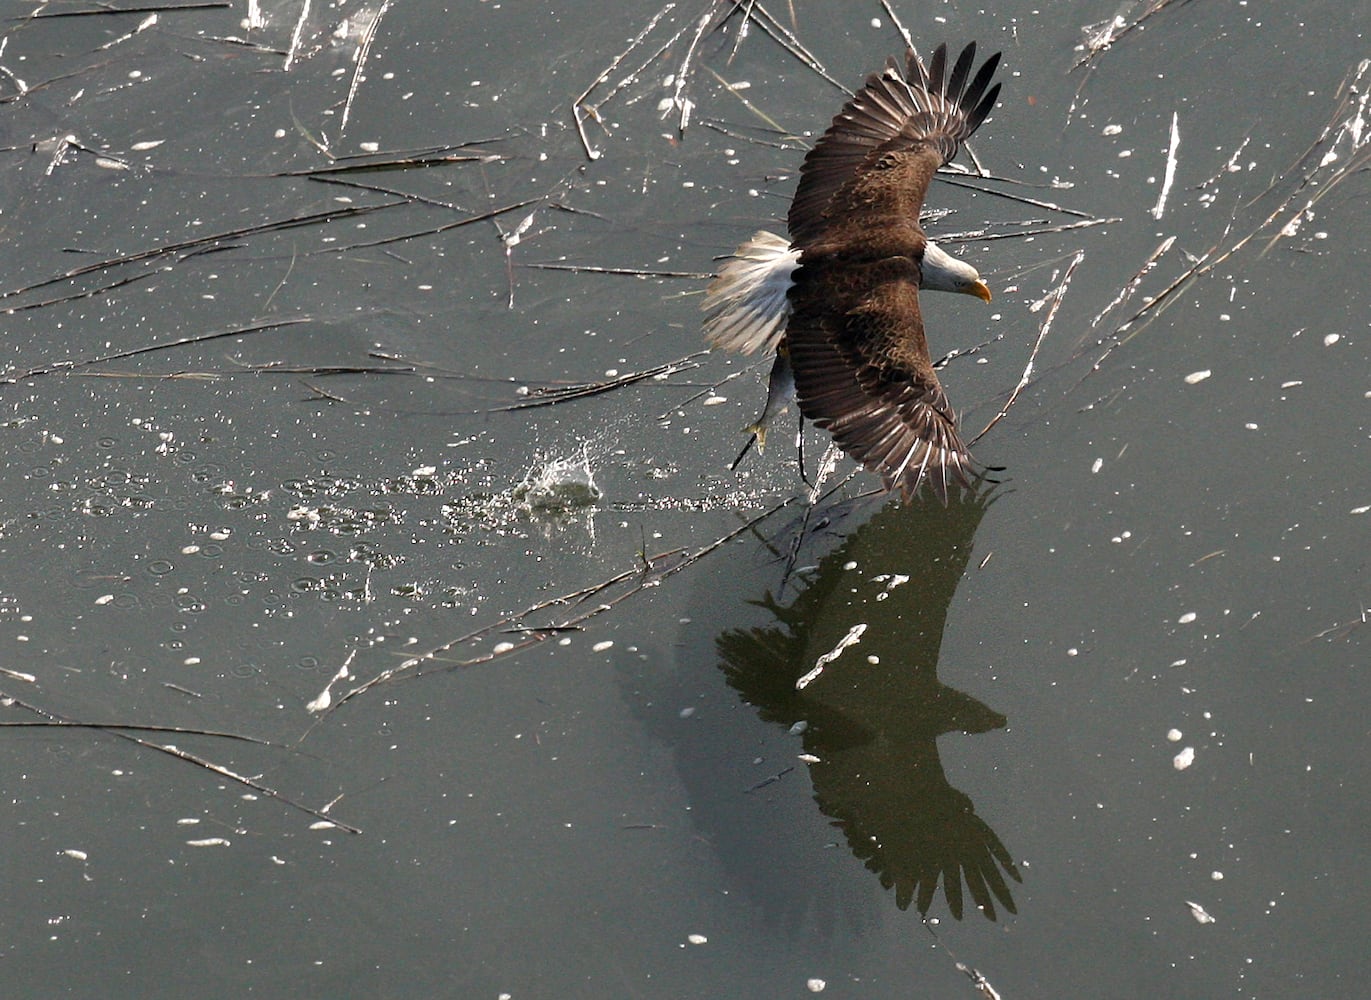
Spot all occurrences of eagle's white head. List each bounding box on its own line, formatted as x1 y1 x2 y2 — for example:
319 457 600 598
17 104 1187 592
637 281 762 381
922 240 992 302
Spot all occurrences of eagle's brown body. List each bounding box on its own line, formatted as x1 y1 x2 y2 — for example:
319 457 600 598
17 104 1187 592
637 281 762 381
704 42 1002 502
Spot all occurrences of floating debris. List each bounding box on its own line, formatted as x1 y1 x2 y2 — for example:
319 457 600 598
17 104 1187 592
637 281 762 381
305 653 355 714
1186 900 1217 924
1151 112 1181 219
795 623 866 690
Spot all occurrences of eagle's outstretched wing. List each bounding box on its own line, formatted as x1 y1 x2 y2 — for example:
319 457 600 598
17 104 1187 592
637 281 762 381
788 42 1001 248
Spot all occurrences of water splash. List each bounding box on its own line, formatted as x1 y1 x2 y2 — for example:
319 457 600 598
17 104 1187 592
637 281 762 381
512 443 602 518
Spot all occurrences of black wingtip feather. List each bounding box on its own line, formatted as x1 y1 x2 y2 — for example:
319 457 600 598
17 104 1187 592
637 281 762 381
947 42 977 106
927 43 947 95
966 82 1001 135
962 51 1001 113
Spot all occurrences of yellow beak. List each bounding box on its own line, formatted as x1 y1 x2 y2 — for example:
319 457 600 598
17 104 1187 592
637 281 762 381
966 280 992 303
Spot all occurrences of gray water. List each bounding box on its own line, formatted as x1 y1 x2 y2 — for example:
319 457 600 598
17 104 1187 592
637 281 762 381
2 2 1367 997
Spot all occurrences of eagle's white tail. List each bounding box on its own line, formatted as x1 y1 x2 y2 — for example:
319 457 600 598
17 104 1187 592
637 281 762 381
701 230 798 357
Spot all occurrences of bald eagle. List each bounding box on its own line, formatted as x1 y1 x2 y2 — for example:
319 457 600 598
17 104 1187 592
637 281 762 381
703 42 1002 502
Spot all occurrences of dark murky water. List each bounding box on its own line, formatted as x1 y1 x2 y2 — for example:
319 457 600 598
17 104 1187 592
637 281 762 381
3 2 1367 996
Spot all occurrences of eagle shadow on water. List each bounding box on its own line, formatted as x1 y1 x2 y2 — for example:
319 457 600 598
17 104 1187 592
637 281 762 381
715 487 1021 921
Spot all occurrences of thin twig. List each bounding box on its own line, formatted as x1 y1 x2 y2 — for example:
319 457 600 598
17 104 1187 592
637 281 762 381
1073 0 1195 70
935 216 1118 244
484 352 709 413
936 174 1098 219
522 262 709 279
1079 57 1371 379
317 501 793 713
668 3 725 137
340 0 393 134
284 0 311 71
1151 111 1180 219
880 0 915 53
1 690 356 832
0 202 401 309
3 318 311 383
730 1 844 92
1083 236 1175 336
26 2 228 16
571 3 681 160
301 198 541 257
971 250 1084 445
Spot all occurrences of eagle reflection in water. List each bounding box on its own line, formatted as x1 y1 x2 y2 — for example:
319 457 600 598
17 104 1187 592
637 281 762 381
716 489 1020 920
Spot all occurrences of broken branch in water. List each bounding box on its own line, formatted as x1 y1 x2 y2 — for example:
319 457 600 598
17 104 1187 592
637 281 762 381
572 3 684 160
1075 236 1175 352
1 689 356 832
1079 57 1371 379
339 0 392 134
723 0 842 91
485 351 710 413
971 250 1084 446
1151 112 1181 220
1258 57 1371 253
1073 0 1196 70
667 3 727 138
313 500 793 713
522 262 709 279
935 216 1117 245
296 195 541 257
696 117 796 150
1066 1 1195 121
700 64 795 140
280 146 507 178
572 0 844 161
24 2 229 16
935 173 1098 220
0 718 287 747
1302 600 1369 643
0 202 401 311
879 0 915 54
3 318 311 383
656 356 763 422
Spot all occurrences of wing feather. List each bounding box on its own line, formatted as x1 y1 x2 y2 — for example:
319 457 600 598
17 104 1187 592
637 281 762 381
788 42 1002 247
946 42 976 107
